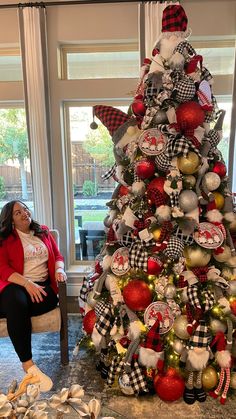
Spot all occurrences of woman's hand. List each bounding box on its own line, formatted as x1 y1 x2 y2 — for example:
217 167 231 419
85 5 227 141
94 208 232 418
24 280 47 303
55 268 67 283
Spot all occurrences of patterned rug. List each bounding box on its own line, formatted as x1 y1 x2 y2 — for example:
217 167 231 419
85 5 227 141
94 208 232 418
1 314 236 419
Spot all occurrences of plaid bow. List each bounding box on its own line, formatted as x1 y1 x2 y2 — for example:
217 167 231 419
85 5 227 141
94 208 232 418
107 356 148 395
95 301 113 336
79 273 98 307
163 236 184 260
147 188 167 208
173 41 196 58
129 239 155 271
192 267 209 283
165 134 201 160
169 124 201 149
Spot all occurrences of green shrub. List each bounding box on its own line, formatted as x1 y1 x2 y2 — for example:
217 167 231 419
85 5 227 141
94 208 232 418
0 177 6 199
82 180 97 197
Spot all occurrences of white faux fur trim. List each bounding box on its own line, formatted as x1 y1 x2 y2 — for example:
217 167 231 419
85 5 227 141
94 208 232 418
207 209 223 223
139 347 164 368
188 349 210 370
215 350 231 368
155 205 171 221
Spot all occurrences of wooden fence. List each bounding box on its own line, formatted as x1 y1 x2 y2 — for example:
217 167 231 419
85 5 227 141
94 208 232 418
0 142 115 198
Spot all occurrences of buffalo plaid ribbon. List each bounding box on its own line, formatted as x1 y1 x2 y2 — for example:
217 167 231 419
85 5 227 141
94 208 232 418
163 236 184 260
173 41 196 58
95 301 113 337
129 239 155 271
107 356 148 394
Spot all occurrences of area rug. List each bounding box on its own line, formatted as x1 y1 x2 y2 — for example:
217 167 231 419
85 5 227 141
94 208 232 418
1 314 236 419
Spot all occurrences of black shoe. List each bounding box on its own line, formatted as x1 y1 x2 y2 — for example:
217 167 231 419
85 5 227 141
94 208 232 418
195 387 206 402
183 387 196 404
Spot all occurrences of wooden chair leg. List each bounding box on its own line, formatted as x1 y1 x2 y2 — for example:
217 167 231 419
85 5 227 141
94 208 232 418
58 282 69 365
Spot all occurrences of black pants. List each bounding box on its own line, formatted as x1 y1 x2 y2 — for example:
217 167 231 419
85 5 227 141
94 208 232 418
0 281 58 362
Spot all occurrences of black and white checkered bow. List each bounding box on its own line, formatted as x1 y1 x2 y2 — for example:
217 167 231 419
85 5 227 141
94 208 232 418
95 301 113 337
163 236 184 260
173 40 196 58
79 275 96 305
187 284 215 312
174 77 196 103
165 135 201 159
129 239 155 271
107 356 148 395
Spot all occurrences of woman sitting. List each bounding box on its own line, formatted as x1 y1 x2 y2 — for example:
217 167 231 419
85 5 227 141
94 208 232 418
0 200 67 392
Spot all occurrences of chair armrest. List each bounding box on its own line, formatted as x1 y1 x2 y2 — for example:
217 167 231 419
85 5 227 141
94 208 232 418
58 281 69 365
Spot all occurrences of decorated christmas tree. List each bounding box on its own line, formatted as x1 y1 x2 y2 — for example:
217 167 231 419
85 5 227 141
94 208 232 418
79 4 236 404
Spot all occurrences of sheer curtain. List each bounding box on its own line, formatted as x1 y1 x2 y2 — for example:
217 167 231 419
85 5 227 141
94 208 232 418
18 5 53 226
139 1 179 60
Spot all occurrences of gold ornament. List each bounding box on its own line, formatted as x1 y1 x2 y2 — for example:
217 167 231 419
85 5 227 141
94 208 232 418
173 315 190 340
184 246 211 268
209 318 227 334
213 191 225 210
202 366 218 390
173 339 184 354
177 152 200 175
213 245 231 263
152 228 162 241
230 372 236 389
183 175 196 188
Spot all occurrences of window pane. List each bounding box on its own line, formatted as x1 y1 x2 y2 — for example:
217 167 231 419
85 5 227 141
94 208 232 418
196 47 235 76
69 106 129 261
67 51 139 79
0 55 23 81
215 98 232 168
0 108 34 214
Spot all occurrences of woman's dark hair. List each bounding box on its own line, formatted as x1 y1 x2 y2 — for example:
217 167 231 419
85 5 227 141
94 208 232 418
0 200 48 241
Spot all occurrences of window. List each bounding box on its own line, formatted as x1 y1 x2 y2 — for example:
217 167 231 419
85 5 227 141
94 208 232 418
215 96 232 168
59 42 139 80
0 48 22 81
0 106 33 214
65 103 128 263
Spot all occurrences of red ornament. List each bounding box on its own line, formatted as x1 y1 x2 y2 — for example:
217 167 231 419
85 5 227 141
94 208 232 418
123 279 152 311
147 177 166 195
119 185 130 197
154 368 185 402
131 95 146 117
83 310 97 334
212 161 227 178
147 256 163 275
176 101 205 130
230 300 236 316
136 159 156 180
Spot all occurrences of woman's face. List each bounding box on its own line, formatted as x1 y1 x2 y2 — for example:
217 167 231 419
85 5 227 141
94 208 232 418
12 202 31 233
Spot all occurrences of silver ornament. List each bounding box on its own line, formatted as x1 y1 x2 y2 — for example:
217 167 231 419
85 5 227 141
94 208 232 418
209 318 226 334
152 110 168 125
173 339 184 354
179 190 198 212
164 284 176 299
204 172 221 191
119 373 134 395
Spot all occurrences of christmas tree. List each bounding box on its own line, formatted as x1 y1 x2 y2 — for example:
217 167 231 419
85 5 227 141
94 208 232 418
79 4 236 404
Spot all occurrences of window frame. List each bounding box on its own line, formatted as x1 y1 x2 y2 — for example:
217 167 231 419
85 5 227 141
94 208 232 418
63 99 131 267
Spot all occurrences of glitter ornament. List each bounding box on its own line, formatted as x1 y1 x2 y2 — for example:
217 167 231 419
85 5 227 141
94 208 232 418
123 279 152 311
83 310 97 334
202 366 218 390
203 172 221 191
154 368 185 401
176 101 205 130
177 152 200 175
135 159 156 179
212 161 227 178
179 189 198 212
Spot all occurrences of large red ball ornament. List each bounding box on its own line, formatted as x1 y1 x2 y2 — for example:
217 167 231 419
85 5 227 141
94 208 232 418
131 95 146 117
119 185 130 197
147 256 163 275
147 177 166 195
176 101 205 130
212 161 227 178
230 300 236 316
123 279 152 311
136 159 156 180
83 310 97 334
154 368 185 402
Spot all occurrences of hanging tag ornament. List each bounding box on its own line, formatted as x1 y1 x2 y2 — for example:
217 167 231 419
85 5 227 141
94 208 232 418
111 247 130 276
144 301 174 334
138 128 167 156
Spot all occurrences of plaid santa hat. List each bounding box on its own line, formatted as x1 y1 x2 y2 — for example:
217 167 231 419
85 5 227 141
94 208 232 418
162 4 188 33
138 318 164 370
93 105 137 145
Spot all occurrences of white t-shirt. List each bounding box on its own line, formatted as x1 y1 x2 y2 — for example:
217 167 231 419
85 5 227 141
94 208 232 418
16 229 49 282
